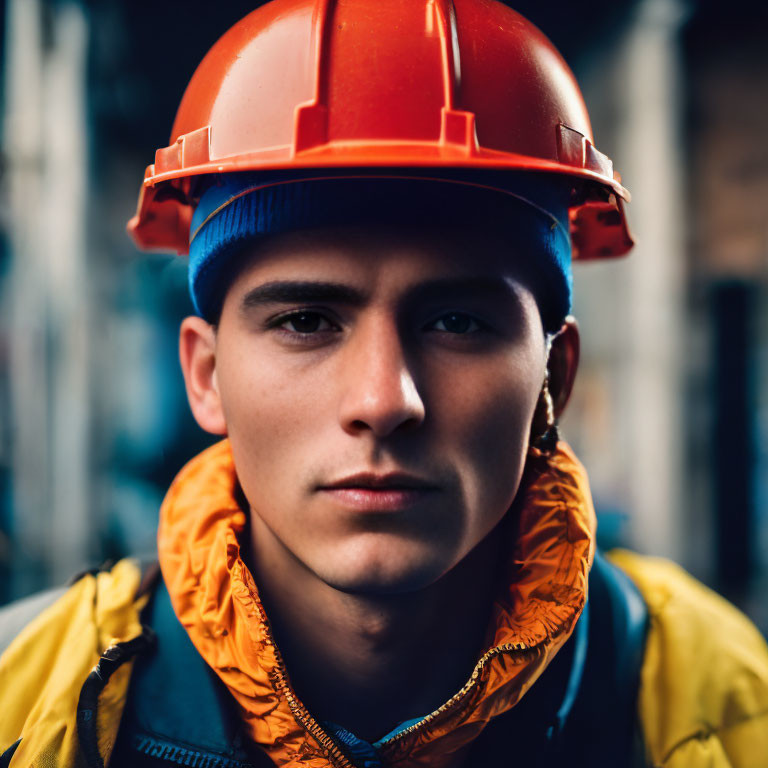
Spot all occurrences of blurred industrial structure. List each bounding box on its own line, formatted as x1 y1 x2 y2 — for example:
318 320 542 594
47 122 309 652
0 0 766 632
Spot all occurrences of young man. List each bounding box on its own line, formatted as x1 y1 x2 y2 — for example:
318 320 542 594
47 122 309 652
1 1 767 767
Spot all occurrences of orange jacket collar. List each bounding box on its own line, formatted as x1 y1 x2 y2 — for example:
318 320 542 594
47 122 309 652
158 440 595 768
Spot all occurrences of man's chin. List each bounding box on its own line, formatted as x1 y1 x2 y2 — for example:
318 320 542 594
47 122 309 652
313 553 450 597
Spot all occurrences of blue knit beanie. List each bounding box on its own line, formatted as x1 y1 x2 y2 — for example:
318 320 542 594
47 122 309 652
188 171 573 331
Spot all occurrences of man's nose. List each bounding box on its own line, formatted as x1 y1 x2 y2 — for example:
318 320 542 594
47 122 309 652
337 315 426 438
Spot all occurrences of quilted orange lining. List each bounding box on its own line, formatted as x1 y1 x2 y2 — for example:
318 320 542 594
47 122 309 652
158 440 595 767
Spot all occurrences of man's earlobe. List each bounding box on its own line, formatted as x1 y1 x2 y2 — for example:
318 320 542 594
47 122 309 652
546 317 580 421
179 317 228 435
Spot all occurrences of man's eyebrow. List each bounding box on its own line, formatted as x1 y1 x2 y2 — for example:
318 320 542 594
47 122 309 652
239 276 523 315
240 281 368 312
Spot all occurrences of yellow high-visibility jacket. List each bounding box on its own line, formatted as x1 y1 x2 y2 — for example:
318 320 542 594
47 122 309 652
1 550 766 767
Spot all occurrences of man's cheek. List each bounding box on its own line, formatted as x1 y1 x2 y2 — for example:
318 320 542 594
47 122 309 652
455 382 534 450
455 390 533 493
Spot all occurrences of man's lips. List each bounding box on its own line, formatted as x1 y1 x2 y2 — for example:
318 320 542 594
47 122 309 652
321 471 438 490
318 472 439 511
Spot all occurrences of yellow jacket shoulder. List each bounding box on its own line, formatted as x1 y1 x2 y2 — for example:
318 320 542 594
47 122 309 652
609 549 768 768
0 559 146 767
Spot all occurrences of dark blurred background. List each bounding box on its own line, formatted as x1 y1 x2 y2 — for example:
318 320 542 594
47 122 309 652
0 0 766 634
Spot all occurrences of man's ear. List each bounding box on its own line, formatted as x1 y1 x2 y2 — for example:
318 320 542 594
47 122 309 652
547 316 580 421
179 316 228 435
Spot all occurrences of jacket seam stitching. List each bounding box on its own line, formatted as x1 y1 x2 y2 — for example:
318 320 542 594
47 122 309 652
129 732 252 768
127 724 247 762
660 707 768 764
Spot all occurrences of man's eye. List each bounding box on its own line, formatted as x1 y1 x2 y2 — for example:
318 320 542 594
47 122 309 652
277 311 336 334
428 312 482 334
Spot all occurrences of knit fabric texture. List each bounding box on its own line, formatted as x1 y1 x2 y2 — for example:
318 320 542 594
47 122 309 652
188 170 573 331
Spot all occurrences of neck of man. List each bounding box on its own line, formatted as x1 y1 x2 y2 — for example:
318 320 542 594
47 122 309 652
245 513 505 745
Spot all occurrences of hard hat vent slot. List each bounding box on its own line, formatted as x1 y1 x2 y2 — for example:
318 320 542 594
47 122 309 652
557 124 613 178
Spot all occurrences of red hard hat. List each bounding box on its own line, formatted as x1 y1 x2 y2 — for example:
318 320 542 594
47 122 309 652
127 0 633 260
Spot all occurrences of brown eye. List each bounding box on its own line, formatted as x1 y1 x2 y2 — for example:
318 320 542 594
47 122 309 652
276 311 336 335
429 313 481 334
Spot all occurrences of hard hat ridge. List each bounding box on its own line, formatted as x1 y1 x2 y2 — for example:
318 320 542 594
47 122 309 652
127 0 633 263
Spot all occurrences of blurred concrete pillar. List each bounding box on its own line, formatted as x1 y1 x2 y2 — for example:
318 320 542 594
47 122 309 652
4 0 49 596
3 0 91 595
44 2 91 587
617 0 688 559
567 0 688 560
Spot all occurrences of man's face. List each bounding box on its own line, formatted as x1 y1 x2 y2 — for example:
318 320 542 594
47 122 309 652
209 225 548 594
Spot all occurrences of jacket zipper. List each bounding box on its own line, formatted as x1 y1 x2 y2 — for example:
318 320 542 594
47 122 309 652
269 666 356 768
250 580 539 764
270 631 536 764
250 593 355 768
379 641 537 747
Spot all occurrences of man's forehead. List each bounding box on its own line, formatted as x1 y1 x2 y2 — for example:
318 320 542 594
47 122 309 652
228 225 537 306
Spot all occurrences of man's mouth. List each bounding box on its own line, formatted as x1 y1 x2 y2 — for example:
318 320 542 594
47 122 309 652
318 472 438 511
